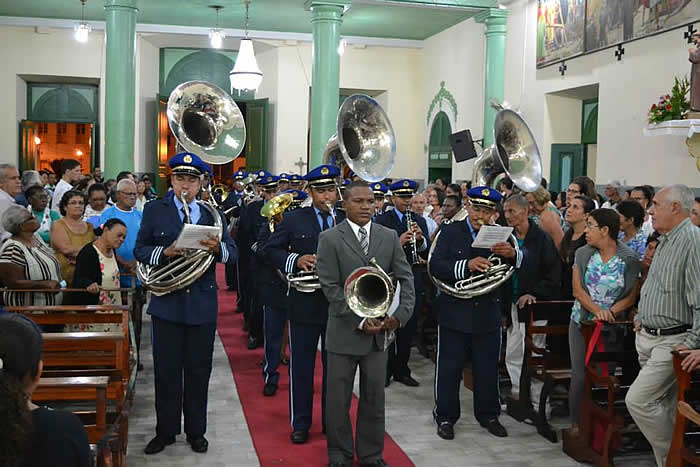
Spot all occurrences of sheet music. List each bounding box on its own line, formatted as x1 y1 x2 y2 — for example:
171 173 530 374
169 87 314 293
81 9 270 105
174 224 220 250
471 225 513 249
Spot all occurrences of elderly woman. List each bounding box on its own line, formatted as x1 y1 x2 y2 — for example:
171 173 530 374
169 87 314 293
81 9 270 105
50 190 95 285
26 185 60 244
616 199 647 259
568 208 641 437
0 205 63 306
14 170 42 207
525 186 565 248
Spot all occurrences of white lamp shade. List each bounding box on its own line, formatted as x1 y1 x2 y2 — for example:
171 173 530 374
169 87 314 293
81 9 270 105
209 29 225 49
74 23 91 43
230 39 263 91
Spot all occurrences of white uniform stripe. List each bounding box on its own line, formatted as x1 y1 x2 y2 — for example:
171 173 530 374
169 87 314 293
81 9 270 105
433 325 441 420
288 321 295 427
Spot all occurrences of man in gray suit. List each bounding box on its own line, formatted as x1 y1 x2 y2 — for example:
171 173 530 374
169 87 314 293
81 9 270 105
317 181 415 467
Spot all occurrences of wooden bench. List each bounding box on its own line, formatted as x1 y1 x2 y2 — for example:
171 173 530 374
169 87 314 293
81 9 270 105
667 352 700 467
505 300 573 443
563 320 648 466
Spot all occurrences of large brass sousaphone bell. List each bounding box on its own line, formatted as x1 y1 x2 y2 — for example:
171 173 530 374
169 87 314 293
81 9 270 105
472 107 542 192
344 258 395 320
323 94 395 183
167 80 246 165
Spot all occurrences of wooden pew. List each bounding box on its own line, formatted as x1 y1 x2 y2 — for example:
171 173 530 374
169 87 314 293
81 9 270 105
505 300 573 442
667 352 700 467
563 320 648 466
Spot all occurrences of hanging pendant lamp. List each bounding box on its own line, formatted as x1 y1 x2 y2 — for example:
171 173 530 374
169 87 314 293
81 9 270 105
230 0 263 92
74 0 91 43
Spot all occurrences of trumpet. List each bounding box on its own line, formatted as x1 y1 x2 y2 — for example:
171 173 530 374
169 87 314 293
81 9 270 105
404 210 421 266
241 174 259 203
282 268 322 293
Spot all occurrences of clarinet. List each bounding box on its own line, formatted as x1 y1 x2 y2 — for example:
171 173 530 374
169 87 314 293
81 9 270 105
405 210 421 266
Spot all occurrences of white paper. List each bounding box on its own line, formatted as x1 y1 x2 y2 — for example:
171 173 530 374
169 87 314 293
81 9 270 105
471 225 513 249
387 282 401 317
174 224 220 250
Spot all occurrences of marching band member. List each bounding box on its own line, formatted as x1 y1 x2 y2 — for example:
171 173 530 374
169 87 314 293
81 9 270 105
241 172 279 349
223 170 246 291
371 182 388 220
429 187 516 440
261 164 345 444
278 173 291 192
136 152 237 455
289 174 303 189
376 179 429 387
316 181 415 467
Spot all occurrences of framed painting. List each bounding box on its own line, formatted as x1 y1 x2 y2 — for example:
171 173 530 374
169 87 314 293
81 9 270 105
537 0 586 68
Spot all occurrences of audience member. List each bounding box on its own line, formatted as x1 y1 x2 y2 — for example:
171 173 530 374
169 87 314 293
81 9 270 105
136 180 148 211
50 190 95 285
630 185 656 237
460 182 469 200
434 177 447 192
440 195 462 222
568 208 641 437
602 180 623 209
47 172 57 190
50 159 81 213
26 185 59 245
0 205 63 306
559 195 596 299
625 184 700 467
570 176 598 207
93 166 104 183
84 183 109 227
497 178 513 198
445 183 461 199
503 194 561 404
692 196 700 227
70 219 126 333
142 176 157 199
411 193 437 237
555 191 567 211
617 199 647 259
525 186 565 248
15 170 41 207
640 231 661 283
0 164 21 243
425 187 444 224
0 313 91 467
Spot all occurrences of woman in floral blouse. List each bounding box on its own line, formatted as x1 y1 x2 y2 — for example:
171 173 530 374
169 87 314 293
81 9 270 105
567 208 641 437
69 218 127 332
616 199 647 259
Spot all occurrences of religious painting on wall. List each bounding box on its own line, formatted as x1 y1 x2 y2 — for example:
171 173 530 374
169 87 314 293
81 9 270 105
536 0 586 68
585 0 626 52
633 0 700 40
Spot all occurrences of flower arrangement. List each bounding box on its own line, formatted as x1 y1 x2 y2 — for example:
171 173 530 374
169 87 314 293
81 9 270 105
647 76 690 124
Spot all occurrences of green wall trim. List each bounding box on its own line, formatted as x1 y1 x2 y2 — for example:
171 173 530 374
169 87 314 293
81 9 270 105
426 81 458 126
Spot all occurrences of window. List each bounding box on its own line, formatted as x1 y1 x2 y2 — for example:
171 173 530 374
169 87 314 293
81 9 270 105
56 123 67 144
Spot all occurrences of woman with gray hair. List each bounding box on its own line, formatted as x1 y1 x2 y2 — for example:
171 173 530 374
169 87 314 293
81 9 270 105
15 170 42 208
0 204 63 306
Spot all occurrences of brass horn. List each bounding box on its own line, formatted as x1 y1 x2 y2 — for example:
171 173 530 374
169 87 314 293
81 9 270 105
167 80 246 165
344 258 395 320
472 107 542 192
323 94 395 183
261 193 293 233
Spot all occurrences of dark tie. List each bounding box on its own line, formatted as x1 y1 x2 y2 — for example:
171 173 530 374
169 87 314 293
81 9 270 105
181 207 191 224
320 211 330 231
358 226 369 255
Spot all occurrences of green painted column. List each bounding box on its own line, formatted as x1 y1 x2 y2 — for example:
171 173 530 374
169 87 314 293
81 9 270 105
306 0 350 168
104 0 138 175
475 8 508 148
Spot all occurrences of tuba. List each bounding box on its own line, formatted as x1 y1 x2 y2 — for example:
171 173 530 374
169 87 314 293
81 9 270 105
344 258 395 320
137 81 246 296
427 105 541 299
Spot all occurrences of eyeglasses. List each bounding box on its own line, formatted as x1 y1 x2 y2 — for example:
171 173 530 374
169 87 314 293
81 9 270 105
585 222 600 230
566 188 581 194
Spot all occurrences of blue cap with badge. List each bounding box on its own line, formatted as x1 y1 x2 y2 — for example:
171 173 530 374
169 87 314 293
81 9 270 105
278 173 290 182
232 169 247 180
169 152 209 177
305 164 339 188
389 179 418 197
372 182 388 196
467 186 502 209
257 172 279 189
282 189 308 207
289 174 302 185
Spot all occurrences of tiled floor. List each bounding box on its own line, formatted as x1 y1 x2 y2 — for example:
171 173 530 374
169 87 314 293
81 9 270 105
127 312 656 467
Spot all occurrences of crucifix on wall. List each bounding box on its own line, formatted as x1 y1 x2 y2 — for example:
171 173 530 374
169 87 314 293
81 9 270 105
294 156 307 174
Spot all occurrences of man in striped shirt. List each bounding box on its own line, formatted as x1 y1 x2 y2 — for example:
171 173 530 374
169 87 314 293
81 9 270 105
625 184 700 467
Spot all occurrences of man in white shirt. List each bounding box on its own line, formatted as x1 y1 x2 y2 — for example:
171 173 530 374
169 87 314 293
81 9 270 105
51 159 81 213
631 185 656 238
601 180 623 209
0 164 21 243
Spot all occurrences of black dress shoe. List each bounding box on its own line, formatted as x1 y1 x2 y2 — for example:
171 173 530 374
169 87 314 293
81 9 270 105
436 421 454 440
290 430 308 444
480 418 508 437
263 382 277 396
394 375 419 387
247 336 261 349
186 435 209 453
360 459 389 467
144 435 175 454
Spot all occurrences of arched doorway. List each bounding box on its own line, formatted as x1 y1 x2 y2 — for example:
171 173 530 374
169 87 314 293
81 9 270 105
428 111 452 184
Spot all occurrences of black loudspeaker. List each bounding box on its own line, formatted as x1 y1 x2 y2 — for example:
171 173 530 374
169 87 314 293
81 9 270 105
449 130 477 162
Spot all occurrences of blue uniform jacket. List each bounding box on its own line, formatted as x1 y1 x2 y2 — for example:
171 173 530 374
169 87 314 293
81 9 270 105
376 209 430 291
260 206 345 325
134 197 238 325
253 221 288 309
428 220 512 334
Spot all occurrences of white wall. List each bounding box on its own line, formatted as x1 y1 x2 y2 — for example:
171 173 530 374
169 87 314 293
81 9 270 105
422 18 486 183
503 0 699 187
256 42 425 178
135 35 159 174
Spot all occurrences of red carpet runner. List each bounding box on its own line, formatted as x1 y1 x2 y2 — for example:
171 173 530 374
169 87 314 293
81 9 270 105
215 267 414 467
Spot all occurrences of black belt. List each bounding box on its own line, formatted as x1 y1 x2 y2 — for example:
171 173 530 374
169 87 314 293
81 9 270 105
642 324 691 336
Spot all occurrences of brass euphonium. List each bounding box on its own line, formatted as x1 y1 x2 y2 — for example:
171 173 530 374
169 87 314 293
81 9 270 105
136 81 246 296
260 193 293 233
344 257 395 320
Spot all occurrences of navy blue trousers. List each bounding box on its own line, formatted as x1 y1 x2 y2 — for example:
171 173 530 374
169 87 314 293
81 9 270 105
288 321 327 432
152 316 216 438
262 305 287 386
433 325 501 425
387 290 423 379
